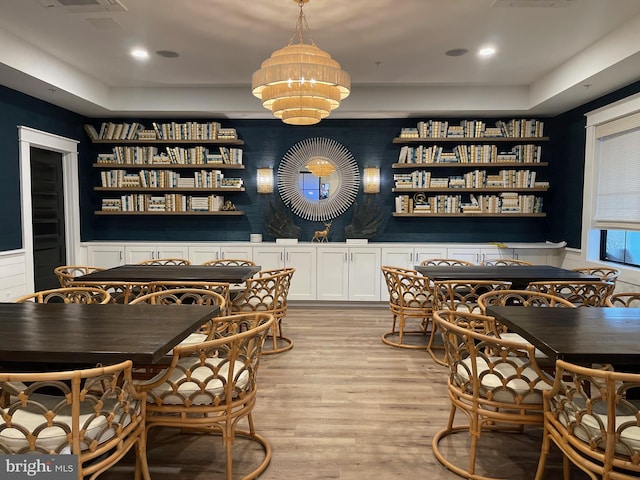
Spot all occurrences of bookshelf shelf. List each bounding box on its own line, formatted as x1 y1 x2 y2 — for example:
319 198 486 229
392 118 549 216
392 212 546 218
95 211 245 216
86 121 247 216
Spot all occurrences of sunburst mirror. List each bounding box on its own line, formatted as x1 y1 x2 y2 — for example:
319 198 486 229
278 137 360 221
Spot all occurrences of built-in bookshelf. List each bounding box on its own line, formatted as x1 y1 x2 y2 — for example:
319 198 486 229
392 119 549 217
85 122 246 216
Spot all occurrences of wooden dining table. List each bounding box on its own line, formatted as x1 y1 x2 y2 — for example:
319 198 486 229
0 302 219 366
72 264 261 284
415 265 599 289
486 306 640 367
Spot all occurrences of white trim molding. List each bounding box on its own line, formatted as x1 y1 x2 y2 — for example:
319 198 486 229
18 126 80 292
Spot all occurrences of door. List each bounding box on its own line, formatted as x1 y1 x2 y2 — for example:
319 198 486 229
30 147 65 290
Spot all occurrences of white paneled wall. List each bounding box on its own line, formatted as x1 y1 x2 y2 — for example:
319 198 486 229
0 250 28 301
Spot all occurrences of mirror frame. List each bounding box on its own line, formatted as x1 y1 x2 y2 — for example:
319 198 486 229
277 137 360 221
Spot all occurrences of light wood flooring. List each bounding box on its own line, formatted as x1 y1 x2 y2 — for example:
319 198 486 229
102 305 587 480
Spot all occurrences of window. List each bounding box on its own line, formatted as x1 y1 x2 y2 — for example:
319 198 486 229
601 229 640 268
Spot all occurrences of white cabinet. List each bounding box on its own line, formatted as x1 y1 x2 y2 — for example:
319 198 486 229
380 246 446 300
513 248 560 266
189 244 253 265
252 245 316 301
87 244 125 268
317 246 381 301
446 247 514 265
124 244 189 264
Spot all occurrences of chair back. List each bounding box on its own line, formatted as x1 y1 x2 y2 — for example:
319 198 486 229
606 291 640 308
54 264 104 287
420 258 475 266
433 310 552 411
381 266 431 313
230 270 282 315
148 281 231 314
481 258 533 266
137 258 191 266
0 361 149 479
527 280 615 307
14 286 111 304
202 258 256 267
70 281 149 304
571 266 621 284
537 359 640 478
432 280 512 313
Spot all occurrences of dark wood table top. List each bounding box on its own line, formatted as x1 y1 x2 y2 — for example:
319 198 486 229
415 265 599 289
486 306 640 366
0 302 218 365
73 264 261 284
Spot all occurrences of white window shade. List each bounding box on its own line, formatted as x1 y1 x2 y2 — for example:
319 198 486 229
595 124 640 230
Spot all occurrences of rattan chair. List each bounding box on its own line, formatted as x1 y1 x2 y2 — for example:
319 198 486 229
571 266 621 285
432 310 554 480
535 360 640 480
420 258 476 266
381 266 433 350
54 264 105 287
480 258 533 266
129 288 226 345
148 280 232 314
0 360 150 480
606 291 640 308
14 286 111 304
231 268 295 355
202 259 257 267
134 312 274 480
527 280 615 307
137 257 191 266
432 279 513 313
70 281 150 304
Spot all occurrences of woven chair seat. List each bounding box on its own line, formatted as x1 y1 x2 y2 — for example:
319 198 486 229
140 356 249 406
458 356 552 404
0 393 133 453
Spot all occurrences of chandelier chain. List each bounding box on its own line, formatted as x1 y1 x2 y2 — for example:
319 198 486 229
288 2 315 46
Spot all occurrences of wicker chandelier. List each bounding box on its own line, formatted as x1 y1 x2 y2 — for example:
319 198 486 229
251 0 351 126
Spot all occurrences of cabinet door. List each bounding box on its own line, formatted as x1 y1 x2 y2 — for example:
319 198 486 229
381 247 414 269
316 247 349 301
87 245 124 268
285 246 316 301
156 245 189 260
446 248 481 265
348 248 381 301
414 247 448 266
479 248 514 264
124 245 157 264
220 245 253 262
189 245 221 265
513 248 556 266
252 246 284 270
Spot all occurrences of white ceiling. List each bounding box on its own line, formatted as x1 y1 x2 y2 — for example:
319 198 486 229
1 0 640 119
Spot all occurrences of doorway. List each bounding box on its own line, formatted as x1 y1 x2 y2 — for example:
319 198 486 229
30 147 66 290
19 126 80 293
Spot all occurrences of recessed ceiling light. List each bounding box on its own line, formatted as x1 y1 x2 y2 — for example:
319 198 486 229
446 48 469 57
156 50 180 58
131 49 149 60
478 47 496 57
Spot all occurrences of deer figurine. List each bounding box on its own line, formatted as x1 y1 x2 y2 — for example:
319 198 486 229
312 221 332 243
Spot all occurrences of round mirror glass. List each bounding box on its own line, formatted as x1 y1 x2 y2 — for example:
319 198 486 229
278 138 360 221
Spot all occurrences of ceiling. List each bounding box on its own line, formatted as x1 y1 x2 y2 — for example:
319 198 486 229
1 0 640 120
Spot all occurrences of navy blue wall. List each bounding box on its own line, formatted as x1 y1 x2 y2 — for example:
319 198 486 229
0 86 87 251
2 80 640 252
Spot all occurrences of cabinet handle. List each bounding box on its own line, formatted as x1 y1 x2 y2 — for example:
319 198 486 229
515 253 519 260
350 252 353 263
119 251 123 260
344 253 348 263
410 252 413 263
476 253 480 264
221 252 225 260
286 252 290 262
